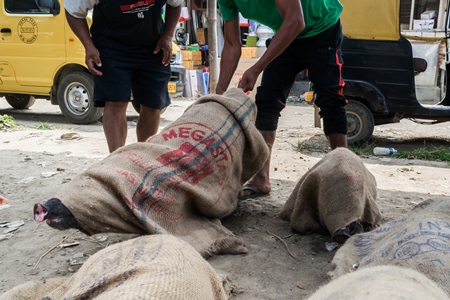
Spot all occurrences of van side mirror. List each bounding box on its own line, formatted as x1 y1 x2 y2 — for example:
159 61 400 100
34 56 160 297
36 0 60 15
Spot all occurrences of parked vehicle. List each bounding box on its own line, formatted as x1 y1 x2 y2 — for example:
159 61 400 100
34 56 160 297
0 0 185 124
299 0 450 145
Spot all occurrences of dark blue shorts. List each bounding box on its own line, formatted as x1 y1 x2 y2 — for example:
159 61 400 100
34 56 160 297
93 47 171 109
255 20 347 135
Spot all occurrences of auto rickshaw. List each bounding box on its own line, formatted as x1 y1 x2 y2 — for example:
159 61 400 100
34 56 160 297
313 0 450 145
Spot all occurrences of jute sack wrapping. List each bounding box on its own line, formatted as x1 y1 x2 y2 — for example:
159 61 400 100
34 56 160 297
308 265 449 300
56 88 269 258
279 148 381 236
0 235 233 300
330 199 450 295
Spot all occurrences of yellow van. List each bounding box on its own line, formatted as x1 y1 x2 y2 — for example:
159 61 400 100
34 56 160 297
0 0 185 124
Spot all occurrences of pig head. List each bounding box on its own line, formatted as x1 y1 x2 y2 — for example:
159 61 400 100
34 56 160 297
34 198 85 233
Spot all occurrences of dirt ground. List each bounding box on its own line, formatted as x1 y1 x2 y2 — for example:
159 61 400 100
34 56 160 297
0 96 449 299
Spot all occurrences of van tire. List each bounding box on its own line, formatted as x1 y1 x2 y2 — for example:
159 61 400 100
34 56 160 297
57 72 103 124
345 100 374 145
5 95 36 109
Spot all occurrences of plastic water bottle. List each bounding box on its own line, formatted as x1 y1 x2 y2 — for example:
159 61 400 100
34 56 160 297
373 147 398 156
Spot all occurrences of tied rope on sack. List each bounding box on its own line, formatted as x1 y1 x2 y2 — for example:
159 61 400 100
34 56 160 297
0 235 235 300
279 148 382 241
54 88 269 258
329 199 450 296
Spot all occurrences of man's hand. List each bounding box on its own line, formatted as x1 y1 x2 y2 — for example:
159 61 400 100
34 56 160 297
154 35 173 66
85 45 102 76
238 65 261 93
65 11 102 75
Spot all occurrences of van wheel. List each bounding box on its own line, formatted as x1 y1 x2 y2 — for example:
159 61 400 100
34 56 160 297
5 95 36 109
57 72 103 124
345 100 374 145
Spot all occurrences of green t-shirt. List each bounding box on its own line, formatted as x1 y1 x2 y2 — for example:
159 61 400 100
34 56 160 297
218 0 343 38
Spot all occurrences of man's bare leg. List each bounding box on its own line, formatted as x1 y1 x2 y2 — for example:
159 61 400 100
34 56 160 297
327 132 347 149
136 105 161 142
102 101 129 153
240 129 275 197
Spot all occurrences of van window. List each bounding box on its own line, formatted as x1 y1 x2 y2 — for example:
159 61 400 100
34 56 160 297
5 0 51 14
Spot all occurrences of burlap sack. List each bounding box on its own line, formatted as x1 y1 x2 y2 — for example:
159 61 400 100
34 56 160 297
279 148 381 237
55 88 269 258
0 235 233 300
330 199 450 295
308 265 449 300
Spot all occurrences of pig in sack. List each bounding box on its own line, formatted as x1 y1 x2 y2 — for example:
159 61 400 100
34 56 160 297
279 148 382 243
34 88 269 258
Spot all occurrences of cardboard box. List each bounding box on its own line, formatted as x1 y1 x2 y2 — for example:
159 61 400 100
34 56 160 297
413 19 434 30
183 72 193 97
194 70 208 95
181 50 202 61
184 70 207 96
228 58 258 88
241 47 258 58
182 60 202 70
195 70 206 95
186 70 203 97
223 58 261 100
196 28 208 45
421 10 436 20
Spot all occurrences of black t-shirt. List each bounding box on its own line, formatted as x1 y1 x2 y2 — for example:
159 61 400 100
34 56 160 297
91 0 167 53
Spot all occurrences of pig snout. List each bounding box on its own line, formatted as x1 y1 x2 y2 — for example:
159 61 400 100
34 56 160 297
34 203 48 222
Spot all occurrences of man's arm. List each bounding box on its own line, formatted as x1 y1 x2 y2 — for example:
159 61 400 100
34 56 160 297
238 0 305 92
154 3 181 66
65 10 102 75
216 16 241 95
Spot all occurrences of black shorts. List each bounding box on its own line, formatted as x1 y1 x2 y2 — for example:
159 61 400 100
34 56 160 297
93 47 171 110
255 20 347 135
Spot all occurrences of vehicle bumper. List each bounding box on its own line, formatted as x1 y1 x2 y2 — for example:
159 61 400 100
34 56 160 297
170 65 186 98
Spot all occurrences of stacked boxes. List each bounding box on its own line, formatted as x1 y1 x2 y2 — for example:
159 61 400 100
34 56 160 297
413 10 437 30
181 50 202 70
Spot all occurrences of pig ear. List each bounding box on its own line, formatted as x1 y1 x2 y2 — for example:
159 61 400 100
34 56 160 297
33 203 48 222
